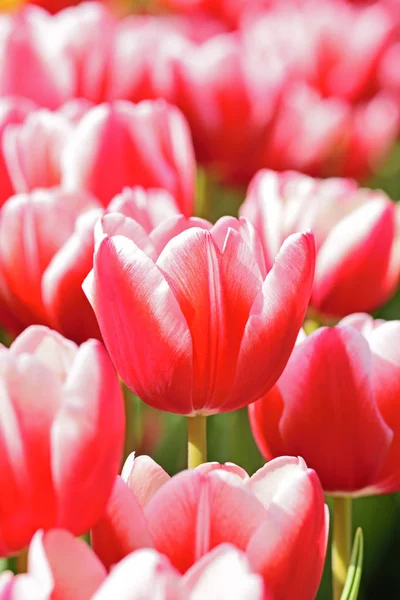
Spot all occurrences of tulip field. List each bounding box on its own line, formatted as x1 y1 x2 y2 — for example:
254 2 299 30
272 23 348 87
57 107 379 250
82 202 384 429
1 0 400 598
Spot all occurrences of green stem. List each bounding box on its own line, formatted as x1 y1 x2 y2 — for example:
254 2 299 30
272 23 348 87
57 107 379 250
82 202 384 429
187 415 207 468
332 497 352 600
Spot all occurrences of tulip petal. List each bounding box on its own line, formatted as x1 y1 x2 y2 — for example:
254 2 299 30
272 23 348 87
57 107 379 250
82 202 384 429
246 466 328 600
92 549 182 600
51 340 124 534
184 544 266 600
313 198 397 315
89 234 193 413
229 231 315 410
29 530 106 600
91 476 153 571
277 327 393 493
121 454 170 508
157 227 262 412
145 469 267 574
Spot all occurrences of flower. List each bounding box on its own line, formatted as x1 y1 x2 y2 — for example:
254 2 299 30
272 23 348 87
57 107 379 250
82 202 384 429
84 214 315 415
249 314 400 496
91 454 328 600
0 325 124 556
241 169 400 318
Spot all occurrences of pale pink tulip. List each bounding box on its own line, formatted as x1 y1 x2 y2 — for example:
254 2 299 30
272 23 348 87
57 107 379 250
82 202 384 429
92 454 328 600
0 325 124 556
241 169 400 317
61 100 195 215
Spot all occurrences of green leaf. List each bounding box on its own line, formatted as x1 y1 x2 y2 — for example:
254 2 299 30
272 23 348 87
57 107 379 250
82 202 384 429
340 528 364 600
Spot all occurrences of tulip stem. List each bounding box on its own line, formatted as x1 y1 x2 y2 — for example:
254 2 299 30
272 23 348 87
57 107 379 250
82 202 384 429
332 496 352 600
188 415 207 468
16 549 28 573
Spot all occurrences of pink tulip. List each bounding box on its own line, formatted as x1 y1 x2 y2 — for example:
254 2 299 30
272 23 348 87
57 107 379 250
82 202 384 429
83 213 315 414
0 97 35 207
2 110 73 195
18 529 268 599
0 6 74 109
249 313 400 496
241 169 400 318
0 571 48 600
61 100 195 214
92 454 327 599
0 325 124 556
0 188 101 343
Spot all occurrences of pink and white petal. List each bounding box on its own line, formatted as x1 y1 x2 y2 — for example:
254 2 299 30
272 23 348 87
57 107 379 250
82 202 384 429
89 235 193 414
42 211 102 343
28 530 106 600
248 456 309 509
184 544 267 600
278 327 393 493
195 463 249 481
228 231 315 410
92 550 182 600
97 214 156 260
145 470 267 574
121 454 170 508
157 227 262 413
150 215 211 257
365 321 400 493
313 199 397 315
246 468 328 600
51 340 124 534
107 187 180 232
9 325 77 382
91 477 153 571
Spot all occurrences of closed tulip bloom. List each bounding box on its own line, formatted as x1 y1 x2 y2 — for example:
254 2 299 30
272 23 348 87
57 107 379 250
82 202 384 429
20 530 269 600
0 97 35 207
2 110 73 195
241 169 400 318
84 214 315 414
249 314 400 496
0 6 74 109
0 188 101 343
0 325 125 556
92 454 327 599
61 99 195 215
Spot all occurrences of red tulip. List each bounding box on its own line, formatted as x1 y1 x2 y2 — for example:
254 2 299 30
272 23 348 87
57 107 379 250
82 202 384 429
0 188 101 343
0 6 74 109
249 313 400 496
61 99 195 214
241 169 400 318
83 214 315 414
92 454 327 599
0 325 125 556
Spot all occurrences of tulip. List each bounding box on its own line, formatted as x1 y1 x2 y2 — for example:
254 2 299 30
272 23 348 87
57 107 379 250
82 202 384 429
249 313 400 496
0 188 101 343
83 214 315 416
61 99 195 215
0 6 74 109
13 529 268 599
241 169 400 318
91 454 328 600
0 97 34 207
0 571 48 600
2 110 73 195
0 325 124 556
